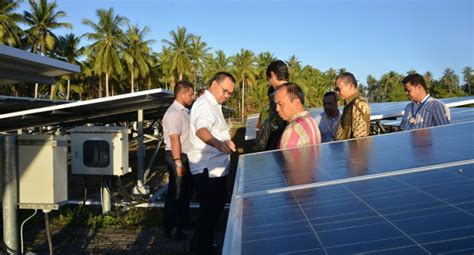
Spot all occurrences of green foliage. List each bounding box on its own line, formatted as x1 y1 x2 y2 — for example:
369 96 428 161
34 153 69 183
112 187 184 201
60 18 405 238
0 3 470 115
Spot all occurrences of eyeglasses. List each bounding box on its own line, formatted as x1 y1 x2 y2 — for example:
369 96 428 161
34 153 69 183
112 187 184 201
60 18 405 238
218 83 234 96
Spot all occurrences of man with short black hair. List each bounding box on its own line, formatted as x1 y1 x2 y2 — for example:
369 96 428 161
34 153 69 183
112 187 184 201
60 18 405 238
400 73 450 130
315 91 341 142
274 82 321 149
255 60 289 151
335 72 371 140
188 72 236 255
161 80 195 241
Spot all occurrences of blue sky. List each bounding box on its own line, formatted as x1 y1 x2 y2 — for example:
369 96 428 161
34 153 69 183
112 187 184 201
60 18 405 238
20 0 473 83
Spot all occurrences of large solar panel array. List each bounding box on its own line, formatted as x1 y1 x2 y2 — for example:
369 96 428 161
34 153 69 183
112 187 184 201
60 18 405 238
225 121 474 254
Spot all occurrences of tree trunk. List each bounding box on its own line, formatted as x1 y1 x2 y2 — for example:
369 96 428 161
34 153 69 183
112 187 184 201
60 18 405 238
179 72 183 81
99 75 103 98
66 78 71 100
106 73 110 97
34 83 39 98
131 68 134 93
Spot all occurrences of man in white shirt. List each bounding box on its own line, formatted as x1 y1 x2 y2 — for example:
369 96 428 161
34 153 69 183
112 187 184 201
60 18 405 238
315 91 341 142
161 80 195 241
188 72 236 255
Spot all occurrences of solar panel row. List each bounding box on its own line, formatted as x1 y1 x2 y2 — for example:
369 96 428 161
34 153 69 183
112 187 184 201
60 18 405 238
226 121 474 254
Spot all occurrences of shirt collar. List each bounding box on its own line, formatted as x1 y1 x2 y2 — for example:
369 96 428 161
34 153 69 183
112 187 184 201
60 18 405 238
172 100 188 111
324 110 340 119
204 90 220 106
290 111 309 122
344 91 360 105
418 94 430 104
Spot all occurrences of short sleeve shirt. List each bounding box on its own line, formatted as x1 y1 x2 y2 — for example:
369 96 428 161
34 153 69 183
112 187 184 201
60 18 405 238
187 90 231 177
315 111 340 143
400 95 450 130
162 100 191 154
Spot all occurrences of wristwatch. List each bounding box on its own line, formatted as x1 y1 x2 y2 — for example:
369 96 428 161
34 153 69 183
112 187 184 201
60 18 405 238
174 159 183 168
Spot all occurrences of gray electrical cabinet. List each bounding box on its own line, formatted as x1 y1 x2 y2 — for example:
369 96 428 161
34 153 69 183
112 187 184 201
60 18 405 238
70 126 130 176
18 135 68 210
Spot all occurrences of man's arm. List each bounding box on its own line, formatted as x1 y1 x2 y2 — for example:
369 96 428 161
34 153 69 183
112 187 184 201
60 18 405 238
352 101 371 138
432 102 450 126
196 128 235 154
169 134 184 176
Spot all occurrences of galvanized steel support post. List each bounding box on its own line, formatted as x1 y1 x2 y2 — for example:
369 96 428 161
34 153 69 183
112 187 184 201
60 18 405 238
2 135 19 254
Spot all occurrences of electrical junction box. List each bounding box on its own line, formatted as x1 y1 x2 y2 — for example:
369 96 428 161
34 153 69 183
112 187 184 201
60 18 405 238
70 126 130 176
18 135 68 210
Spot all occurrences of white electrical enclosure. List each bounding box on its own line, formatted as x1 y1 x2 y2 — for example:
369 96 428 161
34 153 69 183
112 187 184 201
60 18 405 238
18 135 68 210
70 126 130 176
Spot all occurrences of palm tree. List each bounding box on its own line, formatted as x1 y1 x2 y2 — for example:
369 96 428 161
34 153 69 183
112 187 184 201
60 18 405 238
57 33 83 100
0 0 24 46
231 49 257 122
156 47 174 90
189 35 211 89
423 71 434 93
23 0 71 98
122 24 154 92
82 8 127 97
462 66 473 95
203 50 231 84
256 51 275 79
287 55 302 83
440 68 459 95
366 75 378 102
379 71 403 102
162 26 193 82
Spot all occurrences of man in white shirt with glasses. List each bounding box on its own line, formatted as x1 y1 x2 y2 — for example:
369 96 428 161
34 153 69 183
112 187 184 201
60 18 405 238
188 72 236 255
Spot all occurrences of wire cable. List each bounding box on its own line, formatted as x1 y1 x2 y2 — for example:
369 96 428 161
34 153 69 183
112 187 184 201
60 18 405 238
20 209 38 254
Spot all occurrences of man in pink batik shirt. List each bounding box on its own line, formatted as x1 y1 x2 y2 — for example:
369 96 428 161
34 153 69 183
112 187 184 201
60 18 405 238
274 82 321 149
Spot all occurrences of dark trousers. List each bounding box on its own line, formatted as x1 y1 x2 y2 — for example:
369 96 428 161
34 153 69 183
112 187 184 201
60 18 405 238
192 169 227 255
163 151 193 233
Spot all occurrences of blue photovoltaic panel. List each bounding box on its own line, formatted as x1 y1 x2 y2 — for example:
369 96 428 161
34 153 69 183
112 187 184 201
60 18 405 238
240 121 474 194
226 121 474 254
240 164 474 254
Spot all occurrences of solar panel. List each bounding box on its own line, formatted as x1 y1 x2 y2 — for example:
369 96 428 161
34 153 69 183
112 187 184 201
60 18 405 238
0 95 68 114
238 164 474 254
0 45 80 85
0 88 174 132
225 121 474 254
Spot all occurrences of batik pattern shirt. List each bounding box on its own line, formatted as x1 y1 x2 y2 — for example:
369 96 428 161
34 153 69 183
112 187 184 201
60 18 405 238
336 92 371 140
279 111 321 149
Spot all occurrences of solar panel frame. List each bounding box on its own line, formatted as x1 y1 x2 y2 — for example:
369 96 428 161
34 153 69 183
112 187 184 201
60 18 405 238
0 88 174 132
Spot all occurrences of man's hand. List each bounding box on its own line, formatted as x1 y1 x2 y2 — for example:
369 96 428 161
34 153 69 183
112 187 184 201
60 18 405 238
176 166 184 177
218 140 236 154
